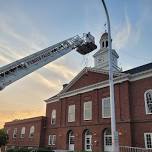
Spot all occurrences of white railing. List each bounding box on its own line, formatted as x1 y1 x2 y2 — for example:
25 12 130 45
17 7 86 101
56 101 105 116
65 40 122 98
120 146 152 152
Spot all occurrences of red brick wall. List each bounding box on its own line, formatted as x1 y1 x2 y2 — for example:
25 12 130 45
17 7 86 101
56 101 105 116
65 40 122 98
45 79 133 151
5 117 46 148
129 77 152 147
130 77 152 121
67 71 108 92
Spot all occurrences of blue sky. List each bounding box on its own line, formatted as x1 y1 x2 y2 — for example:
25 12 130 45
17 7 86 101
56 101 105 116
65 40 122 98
0 0 152 127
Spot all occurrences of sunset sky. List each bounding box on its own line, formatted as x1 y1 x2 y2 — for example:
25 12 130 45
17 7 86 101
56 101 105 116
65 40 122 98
0 0 152 128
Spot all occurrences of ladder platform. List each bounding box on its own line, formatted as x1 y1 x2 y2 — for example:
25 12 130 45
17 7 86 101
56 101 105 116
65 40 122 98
76 42 97 55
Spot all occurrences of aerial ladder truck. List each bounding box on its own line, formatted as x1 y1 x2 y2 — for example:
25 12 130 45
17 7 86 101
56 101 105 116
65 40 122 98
0 33 97 91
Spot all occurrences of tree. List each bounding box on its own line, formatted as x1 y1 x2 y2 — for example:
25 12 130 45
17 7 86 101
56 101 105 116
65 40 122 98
0 129 9 152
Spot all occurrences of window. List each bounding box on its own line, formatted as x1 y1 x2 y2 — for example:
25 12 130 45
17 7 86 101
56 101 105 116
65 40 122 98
106 41 108 48
51 109 56 125
144 133 152 149
6 128 10 134
102 41 104 48
68 105 75 122
29 126 35 138
68 131 75 151
20 127 26 138
84 130 92 151
104 128 112 152
102 97 111 118
13 128 17 138
48 135 56 145
84 101 92 120
145 90 152 114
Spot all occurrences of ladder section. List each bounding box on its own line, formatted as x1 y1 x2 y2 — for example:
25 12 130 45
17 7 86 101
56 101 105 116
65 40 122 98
0 33 97 90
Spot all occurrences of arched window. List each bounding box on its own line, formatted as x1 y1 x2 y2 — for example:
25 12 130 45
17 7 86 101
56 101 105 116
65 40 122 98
84 130 92 151
106 40 108 48
67 130 75 151
13 128 17 138
102 41 104 48
29 126 35 138
51 109 56 125
104 128 112 152
20 127 26 138
145 90 152 114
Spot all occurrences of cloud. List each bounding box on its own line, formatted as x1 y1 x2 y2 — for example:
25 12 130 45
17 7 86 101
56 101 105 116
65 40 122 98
112 8 143 52
113 13 131 50
44 62 77 80
0 110 43 128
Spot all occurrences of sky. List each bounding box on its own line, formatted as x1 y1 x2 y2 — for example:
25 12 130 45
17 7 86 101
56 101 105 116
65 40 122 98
0 0 152 128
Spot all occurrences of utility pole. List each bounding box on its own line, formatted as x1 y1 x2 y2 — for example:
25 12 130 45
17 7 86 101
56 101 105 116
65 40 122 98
100 0 120 152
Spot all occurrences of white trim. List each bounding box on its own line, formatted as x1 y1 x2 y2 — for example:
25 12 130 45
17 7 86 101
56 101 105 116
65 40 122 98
46 75 129 104
60 67 110 94
130 69 152 82
144 133 152 149
45 69 152 104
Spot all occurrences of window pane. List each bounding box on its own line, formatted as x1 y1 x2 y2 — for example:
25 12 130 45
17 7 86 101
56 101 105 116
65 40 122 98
20 127 25 138
13 128 17 138
102 97 111 118
84 101 92 120
68 105 75 122
48 135 56 145
52 135 56 145
145 133 152 149
29 126 35 138
145 90 152 114
51 110 56 125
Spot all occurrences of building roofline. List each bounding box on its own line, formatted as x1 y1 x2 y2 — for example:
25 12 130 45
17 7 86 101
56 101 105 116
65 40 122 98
5 116 46 126
45 68 152 104
123 62 152 74
45 67 124 102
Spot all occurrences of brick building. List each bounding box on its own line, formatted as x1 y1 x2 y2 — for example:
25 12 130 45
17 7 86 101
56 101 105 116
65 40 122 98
4 33 152 152
5 117 46 149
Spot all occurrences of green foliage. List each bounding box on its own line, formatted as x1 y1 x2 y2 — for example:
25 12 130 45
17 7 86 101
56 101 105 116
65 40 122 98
0 128 9 147
7 149 30 152
7 148 54 152
37 148 53 152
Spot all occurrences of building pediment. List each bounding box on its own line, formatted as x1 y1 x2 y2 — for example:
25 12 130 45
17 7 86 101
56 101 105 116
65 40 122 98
60 67 109 94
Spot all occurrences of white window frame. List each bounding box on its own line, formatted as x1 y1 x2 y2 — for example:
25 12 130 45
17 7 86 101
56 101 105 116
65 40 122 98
84 101 92 121
51 109 56 125
20 127 26 138
68 105 75 122
13 128 17 138
84 130 92 151
144 89 152 115
29 126 35 138
102 97 111 118
48 135 56 145
144 133 152 149
68 131 75 151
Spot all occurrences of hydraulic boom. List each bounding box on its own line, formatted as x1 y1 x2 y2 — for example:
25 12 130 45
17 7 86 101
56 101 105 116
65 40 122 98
0 33 97 90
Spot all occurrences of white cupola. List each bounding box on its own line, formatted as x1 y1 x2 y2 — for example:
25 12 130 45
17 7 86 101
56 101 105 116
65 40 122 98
93 32 120 72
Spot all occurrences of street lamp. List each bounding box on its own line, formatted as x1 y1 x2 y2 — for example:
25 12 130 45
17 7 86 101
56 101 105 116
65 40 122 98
100 0 120 152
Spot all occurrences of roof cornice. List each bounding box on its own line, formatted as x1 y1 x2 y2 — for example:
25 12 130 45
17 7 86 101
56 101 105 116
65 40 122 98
45 69 152 104
45 73 129 104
